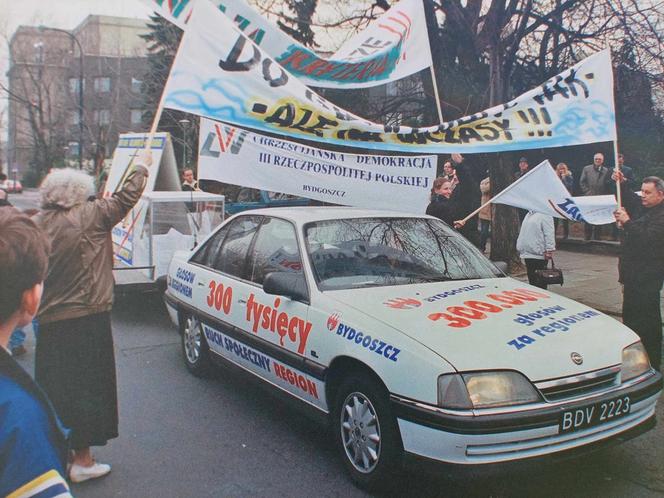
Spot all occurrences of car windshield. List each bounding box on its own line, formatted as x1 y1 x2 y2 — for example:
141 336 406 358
304 217 502 290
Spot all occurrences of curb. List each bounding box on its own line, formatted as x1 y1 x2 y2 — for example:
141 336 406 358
556 237 621 256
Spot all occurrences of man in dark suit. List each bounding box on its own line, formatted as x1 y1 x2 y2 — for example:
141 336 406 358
614 175 664 370
580 152 612 240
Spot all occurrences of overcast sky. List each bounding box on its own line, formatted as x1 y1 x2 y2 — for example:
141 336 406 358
0 0 153 123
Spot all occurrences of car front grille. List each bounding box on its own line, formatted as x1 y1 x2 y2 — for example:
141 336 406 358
534 366 621 402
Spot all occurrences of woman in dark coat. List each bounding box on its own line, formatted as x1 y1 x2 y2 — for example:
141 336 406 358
34 150 151 482
426 177 462 226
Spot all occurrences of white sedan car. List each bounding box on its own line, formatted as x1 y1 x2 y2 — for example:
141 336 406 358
164 207 662 490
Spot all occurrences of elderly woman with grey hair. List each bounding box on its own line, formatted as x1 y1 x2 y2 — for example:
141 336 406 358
34 150 151 483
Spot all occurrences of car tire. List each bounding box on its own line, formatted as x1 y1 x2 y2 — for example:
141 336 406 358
333 374 403 492
180 313 213 377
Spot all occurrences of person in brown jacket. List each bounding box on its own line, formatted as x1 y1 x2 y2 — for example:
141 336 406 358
34 149 151 483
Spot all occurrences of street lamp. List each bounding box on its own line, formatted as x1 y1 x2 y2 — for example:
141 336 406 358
39 25 84 170
178 118 191 168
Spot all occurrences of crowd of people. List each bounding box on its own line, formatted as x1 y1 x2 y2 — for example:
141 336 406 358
0 149 152 496
424 151 664 370
0 147 662 494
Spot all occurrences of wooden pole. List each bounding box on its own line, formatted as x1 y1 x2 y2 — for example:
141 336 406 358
430 65 444 123
613 141 622 208
458 196 492 224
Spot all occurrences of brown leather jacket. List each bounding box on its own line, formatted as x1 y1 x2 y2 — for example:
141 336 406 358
36 165 148 324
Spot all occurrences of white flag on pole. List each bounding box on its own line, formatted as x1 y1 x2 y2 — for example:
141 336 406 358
141 0 432 89
491 160 617 225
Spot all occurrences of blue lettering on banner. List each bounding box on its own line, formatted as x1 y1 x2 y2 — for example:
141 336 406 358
203 325 272 373
335 322 400 362
507 309 600 351
553 198 587 222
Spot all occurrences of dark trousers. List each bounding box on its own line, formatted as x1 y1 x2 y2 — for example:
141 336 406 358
479 219 491 252
525 258 548 289
623 282 663 370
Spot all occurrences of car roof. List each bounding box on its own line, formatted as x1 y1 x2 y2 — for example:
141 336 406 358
234 206 430 224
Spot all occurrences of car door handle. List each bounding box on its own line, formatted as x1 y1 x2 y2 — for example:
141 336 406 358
197 281 206 287
237 299 247 304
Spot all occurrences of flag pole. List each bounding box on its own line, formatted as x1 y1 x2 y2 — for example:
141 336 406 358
144 6 192 151
456 161 550 224
612 141 622 208
430 65 444 123
608 48 622 208
458 196 492 224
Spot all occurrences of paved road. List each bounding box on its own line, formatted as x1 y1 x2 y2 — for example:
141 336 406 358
10 192 664 496
14 293 664 497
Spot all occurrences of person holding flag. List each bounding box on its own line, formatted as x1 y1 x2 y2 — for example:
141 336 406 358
34 149 152 482
613 173 664 370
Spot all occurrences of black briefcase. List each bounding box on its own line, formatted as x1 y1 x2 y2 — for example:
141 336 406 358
534 259 564 286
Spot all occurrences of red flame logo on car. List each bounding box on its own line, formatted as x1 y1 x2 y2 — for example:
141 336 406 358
384 298 422 310
327 312 341 331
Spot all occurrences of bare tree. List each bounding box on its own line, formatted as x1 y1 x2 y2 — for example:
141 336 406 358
1 32 69 180
258 0 664 263
0 108 6 175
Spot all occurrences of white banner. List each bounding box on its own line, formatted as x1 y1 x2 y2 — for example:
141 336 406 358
142 0 432 89
198 119 436 213
162 0 616 153
491 160 617 225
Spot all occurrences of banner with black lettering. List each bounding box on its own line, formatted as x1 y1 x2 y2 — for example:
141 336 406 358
198 119 436 213
491 160 617 225
162 0 616 153
142 0 432 89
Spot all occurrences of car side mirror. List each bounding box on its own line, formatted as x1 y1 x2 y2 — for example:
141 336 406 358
263 272 309 303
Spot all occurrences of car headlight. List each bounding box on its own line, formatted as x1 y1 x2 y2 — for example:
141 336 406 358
621 342 650 382
438 371 541 410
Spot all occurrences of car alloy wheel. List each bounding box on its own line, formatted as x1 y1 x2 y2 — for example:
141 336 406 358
183 315 202 363
340 392 381 473
181 313 212 376
334 374 403 491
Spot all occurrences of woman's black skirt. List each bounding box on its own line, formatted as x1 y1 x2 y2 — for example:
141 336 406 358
35 312 119 450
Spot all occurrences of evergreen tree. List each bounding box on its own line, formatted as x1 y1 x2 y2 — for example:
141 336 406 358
140 15 198 172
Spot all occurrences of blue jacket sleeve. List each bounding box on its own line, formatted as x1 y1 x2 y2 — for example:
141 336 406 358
0 379 71 497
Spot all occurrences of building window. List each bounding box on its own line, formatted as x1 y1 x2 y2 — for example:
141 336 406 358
69 78 85 94
130 109 144 125
131 77 142 93
94 77 111 93
94 109 111 125
69 111 80 126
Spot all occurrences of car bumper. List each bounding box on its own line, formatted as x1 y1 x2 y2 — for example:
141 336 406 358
163 292 180 327
392 370 662 465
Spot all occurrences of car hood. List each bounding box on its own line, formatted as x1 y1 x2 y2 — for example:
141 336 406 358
324 277 638 382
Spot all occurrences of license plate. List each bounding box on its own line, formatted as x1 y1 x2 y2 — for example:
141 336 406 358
560 395 631 433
